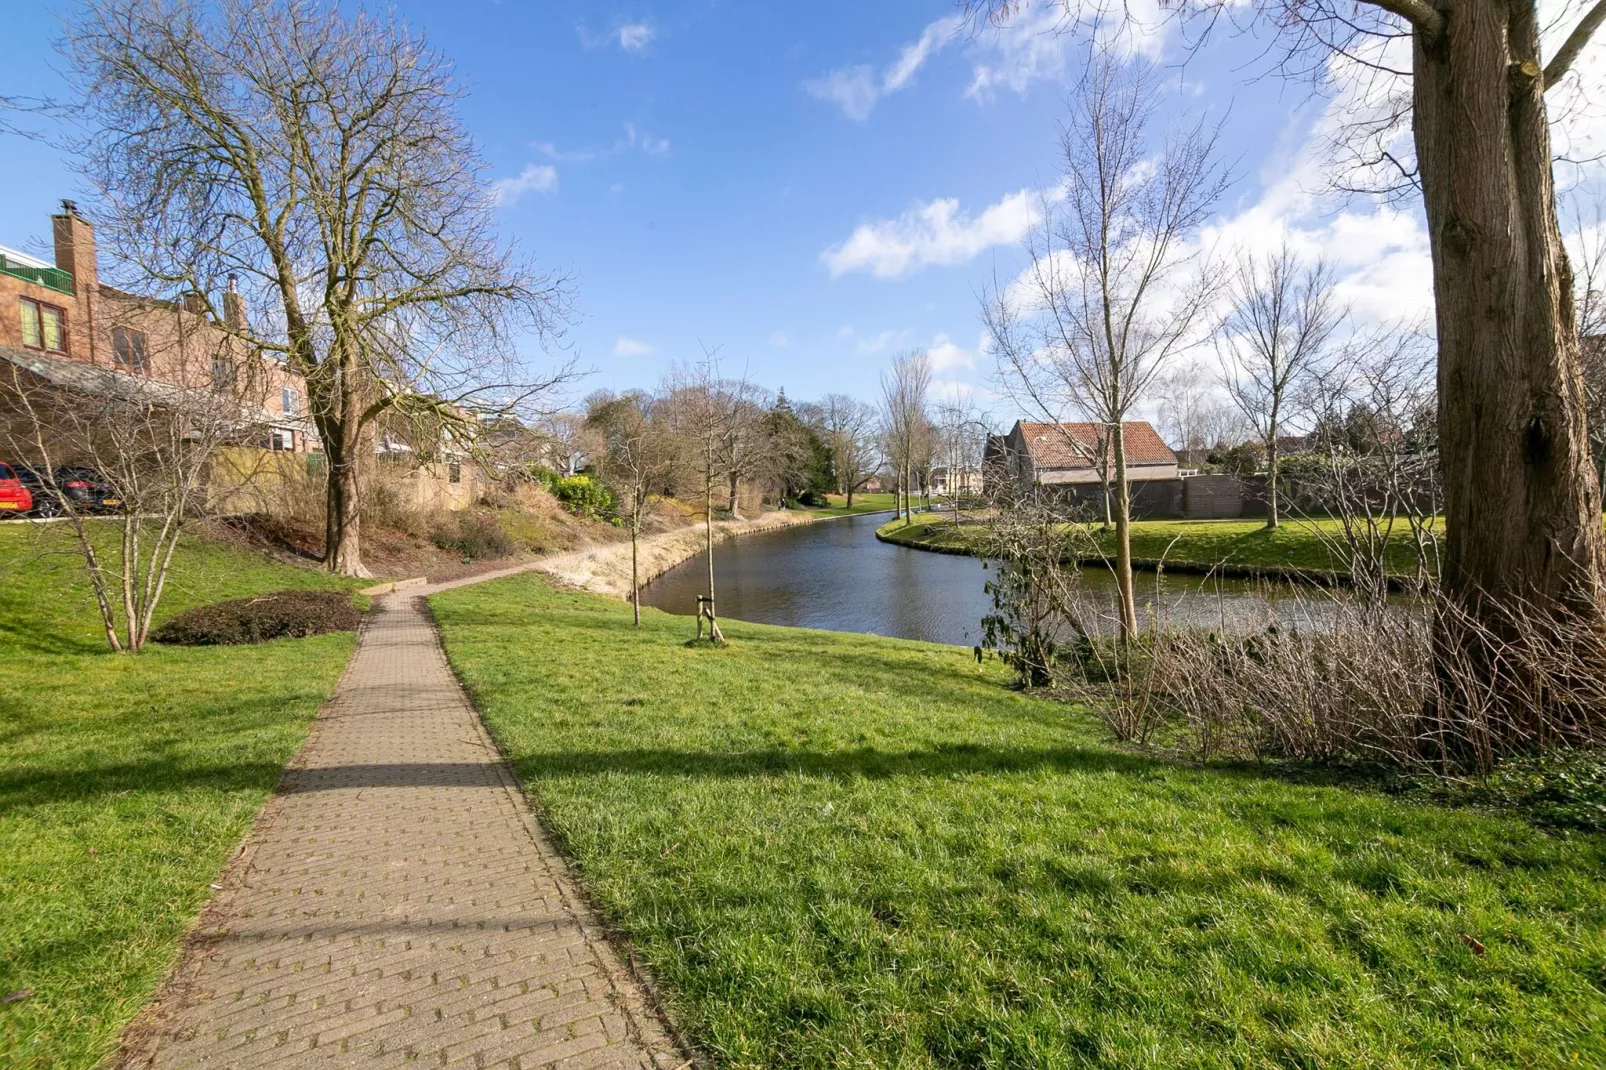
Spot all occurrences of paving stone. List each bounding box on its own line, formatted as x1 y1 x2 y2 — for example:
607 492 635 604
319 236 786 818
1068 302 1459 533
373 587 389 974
123 588 682 1069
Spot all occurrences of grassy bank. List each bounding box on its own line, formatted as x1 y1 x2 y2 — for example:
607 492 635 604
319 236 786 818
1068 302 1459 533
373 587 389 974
811 492 898 518
0 524 361 1069
880 512 1434 578
433 573 1605 1068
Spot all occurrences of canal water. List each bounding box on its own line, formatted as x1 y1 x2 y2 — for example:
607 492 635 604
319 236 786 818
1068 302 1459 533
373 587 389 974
639 511 1353 646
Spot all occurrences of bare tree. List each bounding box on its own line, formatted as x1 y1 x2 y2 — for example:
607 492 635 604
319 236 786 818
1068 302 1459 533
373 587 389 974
586 390 675 625
0 303 269 652
1154 359 1250 463
934 395 990 526
1218 245 1342 528
817 393 881 507
662 353 754 642
714 379 774 519
880 350 933 523
1300 326 1441 602
985 55 1226 641
64 0 572 577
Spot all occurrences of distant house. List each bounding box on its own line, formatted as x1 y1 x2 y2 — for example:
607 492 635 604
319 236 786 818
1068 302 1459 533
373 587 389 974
995 420 1179 496
930 465 981 495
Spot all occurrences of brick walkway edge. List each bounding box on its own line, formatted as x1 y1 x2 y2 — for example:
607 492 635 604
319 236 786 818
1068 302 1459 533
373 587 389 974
119 584 686 1069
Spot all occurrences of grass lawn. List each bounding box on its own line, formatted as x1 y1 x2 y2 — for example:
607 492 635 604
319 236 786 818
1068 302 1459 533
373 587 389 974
881 512 1434 577
0 522 362 1069
433 573 1605 1069
811 492 899 518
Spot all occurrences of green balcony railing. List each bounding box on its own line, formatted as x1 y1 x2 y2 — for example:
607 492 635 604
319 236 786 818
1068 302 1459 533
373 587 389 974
0 255 74 296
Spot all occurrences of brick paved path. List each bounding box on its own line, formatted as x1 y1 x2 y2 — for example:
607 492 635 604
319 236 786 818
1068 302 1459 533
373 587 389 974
123 585 684 1070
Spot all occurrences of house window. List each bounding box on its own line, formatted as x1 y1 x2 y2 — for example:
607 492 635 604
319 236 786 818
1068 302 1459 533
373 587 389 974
265 428 295 452
281 385 297 415
448 462 462 484
20 297 66 353
112 327 148 374
211 355 235 393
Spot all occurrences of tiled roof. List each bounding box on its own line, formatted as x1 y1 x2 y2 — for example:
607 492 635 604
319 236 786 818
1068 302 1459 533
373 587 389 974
1017 420 1177 469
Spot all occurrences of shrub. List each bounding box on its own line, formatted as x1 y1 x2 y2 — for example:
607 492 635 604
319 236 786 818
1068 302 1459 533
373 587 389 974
151 590 362 646
431 510 515 560
550 474 615 518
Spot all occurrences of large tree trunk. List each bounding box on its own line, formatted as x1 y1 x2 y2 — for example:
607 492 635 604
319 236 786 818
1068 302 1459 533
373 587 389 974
321 422 369 578
1413 0 1605 736
1110 423 1139 641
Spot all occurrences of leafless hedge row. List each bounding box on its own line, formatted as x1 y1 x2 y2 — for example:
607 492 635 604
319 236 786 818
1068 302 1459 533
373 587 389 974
1072 592 1606 775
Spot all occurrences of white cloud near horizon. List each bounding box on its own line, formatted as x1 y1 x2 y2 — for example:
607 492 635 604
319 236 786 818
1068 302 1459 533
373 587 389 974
491 164 558 206
822 187 1044 279
614 336 655 357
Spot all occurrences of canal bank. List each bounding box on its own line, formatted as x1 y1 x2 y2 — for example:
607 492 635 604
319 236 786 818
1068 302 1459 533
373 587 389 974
876 512 1433 591
531 507 875 600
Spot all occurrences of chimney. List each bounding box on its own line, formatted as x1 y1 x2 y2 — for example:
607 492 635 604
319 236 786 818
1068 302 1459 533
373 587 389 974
51 198 97 296
223 273 247 331
181 291 209 316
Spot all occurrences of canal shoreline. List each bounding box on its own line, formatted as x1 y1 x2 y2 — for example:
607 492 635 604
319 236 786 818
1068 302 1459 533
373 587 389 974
532 508 886 600
876 517 1423 593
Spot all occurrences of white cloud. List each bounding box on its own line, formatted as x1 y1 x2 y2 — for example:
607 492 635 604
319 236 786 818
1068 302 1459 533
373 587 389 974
491 164 558 206
822 187 1043 279
618 22 654 53
930 378 977 406
927 333 976 371
769 330 790 348
805 15 963 121
803 66 881 122
967 0 1171 100
855 329 910 355
614 336 655 357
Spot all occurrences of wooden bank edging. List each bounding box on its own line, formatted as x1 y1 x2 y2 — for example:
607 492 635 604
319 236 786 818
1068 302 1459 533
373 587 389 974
874 523 1420 593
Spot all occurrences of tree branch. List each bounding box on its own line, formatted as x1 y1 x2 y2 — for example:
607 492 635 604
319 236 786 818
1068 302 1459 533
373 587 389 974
1545 0 1606 88
1358 0 1444 38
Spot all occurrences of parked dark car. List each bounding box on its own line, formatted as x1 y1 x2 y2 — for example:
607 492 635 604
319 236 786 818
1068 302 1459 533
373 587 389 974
0 463 33 517
15 465 121 516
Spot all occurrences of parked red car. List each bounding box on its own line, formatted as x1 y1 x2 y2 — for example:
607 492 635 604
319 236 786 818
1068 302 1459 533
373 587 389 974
0 463 33 516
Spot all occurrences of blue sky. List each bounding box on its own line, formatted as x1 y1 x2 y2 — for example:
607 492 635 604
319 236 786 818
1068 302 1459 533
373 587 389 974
15 0 1586 423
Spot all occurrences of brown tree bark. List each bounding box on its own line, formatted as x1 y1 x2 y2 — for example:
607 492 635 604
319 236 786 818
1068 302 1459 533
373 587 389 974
322 437 367 578
1413 2 1605 626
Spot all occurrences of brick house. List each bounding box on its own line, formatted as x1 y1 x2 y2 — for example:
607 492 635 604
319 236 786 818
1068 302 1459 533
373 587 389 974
0 201 319 455
995 419 1179 494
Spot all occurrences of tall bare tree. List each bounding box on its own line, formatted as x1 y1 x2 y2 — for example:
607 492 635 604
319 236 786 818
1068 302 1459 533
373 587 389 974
986 56 1226 640
586 390 675 626
65 0 571 576
817 392 881 507
880 350 933 523
1217 245 1342 528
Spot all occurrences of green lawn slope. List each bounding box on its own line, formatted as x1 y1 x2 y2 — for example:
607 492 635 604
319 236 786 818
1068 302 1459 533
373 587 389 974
0 523 362 1069
433 573 1605 1069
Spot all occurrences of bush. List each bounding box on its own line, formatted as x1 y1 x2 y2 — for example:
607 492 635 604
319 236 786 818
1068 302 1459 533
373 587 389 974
151 590 362 646
551 474 615 518
431 510 515 560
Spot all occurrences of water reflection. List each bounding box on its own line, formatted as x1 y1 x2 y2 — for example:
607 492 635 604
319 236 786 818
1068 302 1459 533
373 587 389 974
639 512 1366 646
